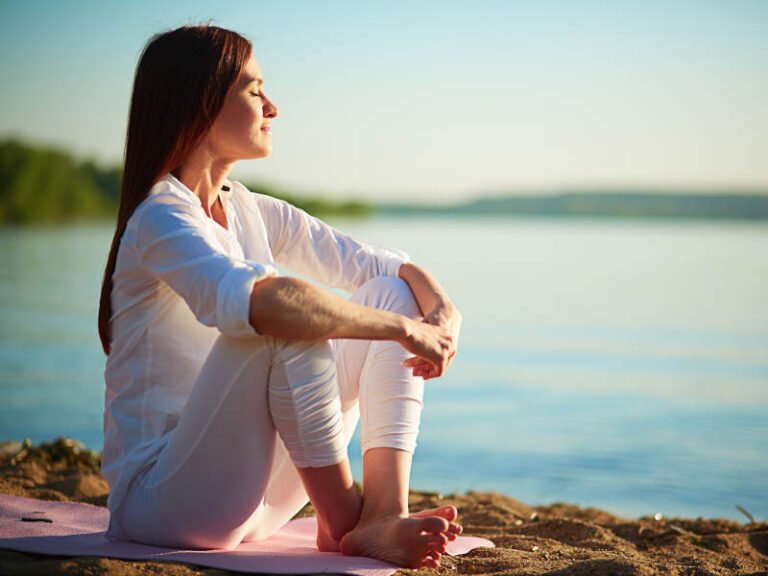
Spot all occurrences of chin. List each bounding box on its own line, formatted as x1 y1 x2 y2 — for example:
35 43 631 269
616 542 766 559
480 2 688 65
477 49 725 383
247 147 271 160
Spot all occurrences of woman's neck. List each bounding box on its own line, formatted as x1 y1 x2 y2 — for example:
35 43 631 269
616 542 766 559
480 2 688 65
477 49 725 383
173 150 234 218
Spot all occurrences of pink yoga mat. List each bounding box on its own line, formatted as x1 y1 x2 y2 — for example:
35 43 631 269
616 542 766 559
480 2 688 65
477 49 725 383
0 494 493 575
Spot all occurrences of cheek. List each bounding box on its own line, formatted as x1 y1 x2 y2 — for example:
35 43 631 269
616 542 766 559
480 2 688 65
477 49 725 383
218 100 261 136
240 98 263 123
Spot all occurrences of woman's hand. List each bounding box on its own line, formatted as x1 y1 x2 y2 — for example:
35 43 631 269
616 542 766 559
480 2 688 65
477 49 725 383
400 317 455 380
397 262 462 380
424 303 462 357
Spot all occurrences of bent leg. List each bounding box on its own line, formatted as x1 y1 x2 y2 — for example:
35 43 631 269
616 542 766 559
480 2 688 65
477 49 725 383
245 276 446 559
250 340 360 547
336 276 425 458
336 277 452 568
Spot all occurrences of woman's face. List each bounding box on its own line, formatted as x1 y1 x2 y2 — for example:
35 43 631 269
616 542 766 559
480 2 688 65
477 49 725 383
207 54 278 161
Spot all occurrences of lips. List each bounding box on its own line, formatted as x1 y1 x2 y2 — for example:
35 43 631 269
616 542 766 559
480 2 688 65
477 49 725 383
260 124 272 133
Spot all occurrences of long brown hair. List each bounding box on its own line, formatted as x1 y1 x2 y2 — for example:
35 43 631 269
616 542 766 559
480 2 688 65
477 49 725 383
98 25 252 355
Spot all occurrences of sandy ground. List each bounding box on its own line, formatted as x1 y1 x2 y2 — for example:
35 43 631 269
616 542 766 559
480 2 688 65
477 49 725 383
1 437 766 576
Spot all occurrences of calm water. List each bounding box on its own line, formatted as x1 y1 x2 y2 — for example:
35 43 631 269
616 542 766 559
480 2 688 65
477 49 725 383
1 217 766 521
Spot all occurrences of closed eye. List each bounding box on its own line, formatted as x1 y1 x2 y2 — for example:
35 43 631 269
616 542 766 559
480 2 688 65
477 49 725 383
250 92 262 99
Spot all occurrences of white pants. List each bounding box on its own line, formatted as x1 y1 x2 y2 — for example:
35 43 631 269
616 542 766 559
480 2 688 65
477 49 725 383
116 277 424 550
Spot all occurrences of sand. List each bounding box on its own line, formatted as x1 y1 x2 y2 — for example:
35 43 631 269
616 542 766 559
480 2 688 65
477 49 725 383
1 437 766 576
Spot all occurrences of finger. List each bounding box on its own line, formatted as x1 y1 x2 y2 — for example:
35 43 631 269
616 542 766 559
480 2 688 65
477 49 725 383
414 366 433 379
422 366 439 380
411 362 428 375
417 362 435 372
413 356 439 368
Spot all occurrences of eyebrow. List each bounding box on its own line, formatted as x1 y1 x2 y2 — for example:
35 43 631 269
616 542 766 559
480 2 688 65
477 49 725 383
244 75 263 86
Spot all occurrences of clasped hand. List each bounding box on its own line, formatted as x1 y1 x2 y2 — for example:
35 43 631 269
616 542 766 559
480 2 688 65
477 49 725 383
401 305 462 380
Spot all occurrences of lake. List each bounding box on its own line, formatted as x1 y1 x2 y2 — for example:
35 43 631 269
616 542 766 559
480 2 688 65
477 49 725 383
1 216 766 522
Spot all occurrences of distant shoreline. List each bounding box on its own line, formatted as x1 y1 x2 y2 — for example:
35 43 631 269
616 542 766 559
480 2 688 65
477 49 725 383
378 192 768 221
3 138 768 224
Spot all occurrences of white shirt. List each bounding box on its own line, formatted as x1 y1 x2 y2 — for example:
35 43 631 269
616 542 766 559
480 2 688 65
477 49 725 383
102 172 408 534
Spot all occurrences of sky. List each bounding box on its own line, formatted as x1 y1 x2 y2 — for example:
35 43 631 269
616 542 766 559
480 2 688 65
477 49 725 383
1 0 767 202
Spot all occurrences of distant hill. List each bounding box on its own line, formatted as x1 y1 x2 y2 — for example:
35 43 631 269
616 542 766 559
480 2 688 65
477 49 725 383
0 139 120 224
0 139 371 224
379 191 768 220
239 181 371 219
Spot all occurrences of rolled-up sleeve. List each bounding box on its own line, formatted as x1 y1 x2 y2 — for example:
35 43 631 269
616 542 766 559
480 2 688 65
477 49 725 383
134 200 277 337
253 193 409 292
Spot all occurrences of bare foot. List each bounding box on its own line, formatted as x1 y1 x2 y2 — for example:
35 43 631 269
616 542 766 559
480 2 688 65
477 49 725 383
318 505 462 552
411 505 463 541
340 514 450 568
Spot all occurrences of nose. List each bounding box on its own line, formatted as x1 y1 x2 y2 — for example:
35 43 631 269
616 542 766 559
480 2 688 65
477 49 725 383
263 95 278 119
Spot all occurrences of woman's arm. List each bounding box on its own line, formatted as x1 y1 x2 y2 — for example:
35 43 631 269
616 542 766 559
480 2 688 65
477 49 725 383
249 276 454 371
252 192 405 291
397 262 462 380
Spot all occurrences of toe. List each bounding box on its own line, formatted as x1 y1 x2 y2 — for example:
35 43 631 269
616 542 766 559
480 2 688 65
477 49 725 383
423 548 442 567
447 522 463 540
412 505 457 522
440 505 458 521
426 533 448 551
419 516 450 534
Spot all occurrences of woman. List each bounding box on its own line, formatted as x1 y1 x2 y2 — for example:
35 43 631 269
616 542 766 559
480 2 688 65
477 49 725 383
98 24 462 569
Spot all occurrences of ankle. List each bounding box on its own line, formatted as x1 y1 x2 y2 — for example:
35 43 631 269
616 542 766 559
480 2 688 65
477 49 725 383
320 501 362 541
359 504 409 524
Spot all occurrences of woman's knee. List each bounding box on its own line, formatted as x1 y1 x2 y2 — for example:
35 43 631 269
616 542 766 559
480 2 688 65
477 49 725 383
352 276 419 317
